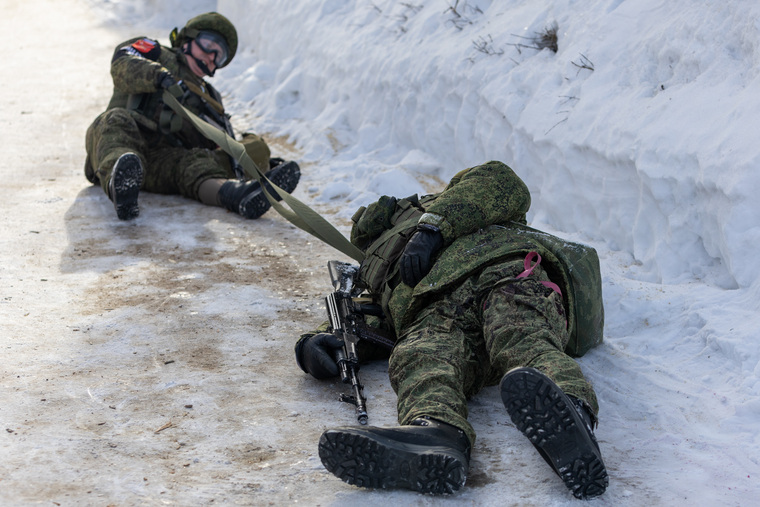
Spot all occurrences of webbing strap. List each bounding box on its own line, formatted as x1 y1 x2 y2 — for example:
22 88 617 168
183 80 225 114
362 217 419 259
162 91 365 262
516 251 562 295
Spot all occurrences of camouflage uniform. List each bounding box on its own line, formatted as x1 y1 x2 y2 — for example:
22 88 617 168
346 160 598 446
84 36 270 201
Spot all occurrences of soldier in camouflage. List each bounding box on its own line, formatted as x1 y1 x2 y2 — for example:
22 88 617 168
84 12 300 220
295 161 609 499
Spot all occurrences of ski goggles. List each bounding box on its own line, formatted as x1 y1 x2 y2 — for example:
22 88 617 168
195 31 230 67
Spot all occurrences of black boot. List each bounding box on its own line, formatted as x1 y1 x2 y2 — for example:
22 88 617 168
500 367 609 499
108 153 143 220
318 416 471 494
217 179 267 218
217 160 301 219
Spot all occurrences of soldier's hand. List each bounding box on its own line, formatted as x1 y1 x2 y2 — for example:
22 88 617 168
156 71 188 98
400 224 444 287
296 333 344 379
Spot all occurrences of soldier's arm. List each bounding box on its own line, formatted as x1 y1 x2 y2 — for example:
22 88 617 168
418 160 531 243
110 37 169 95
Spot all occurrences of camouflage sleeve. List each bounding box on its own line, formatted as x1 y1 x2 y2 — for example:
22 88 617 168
110 37 168 95
418 160 531 243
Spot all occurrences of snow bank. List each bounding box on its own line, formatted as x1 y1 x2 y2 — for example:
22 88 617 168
219 0 760 293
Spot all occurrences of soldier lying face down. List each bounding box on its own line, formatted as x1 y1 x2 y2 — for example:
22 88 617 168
295 161 609 500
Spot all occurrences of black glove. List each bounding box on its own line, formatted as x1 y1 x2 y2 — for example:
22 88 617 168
295 333 344 379
156 71 188 97
400 224 444 287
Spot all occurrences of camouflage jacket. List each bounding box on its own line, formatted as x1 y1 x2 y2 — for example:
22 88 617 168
350 161 576 338
105 36 224 149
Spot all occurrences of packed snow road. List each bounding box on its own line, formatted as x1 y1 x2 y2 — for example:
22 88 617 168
4 0 759 505
1 1 371 504
1 1 499 505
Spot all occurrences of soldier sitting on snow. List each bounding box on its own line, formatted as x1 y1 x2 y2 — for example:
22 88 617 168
84 12 300 220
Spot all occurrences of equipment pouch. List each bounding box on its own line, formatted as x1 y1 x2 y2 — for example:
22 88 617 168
159 108 183 134
357 198 425 294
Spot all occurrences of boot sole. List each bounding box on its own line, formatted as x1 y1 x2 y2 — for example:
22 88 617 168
111 153 143 220
500 367 609 499
238 161 301 219
318 428 467 495
264 160 301 197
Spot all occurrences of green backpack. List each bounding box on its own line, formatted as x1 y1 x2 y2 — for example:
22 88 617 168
511 222 605 357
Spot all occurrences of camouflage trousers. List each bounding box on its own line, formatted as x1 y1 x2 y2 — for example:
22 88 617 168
84 108 270 201
389 258 598 446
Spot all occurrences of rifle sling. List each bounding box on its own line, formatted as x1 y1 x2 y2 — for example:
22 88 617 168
183 80 225 115
162 91 365 262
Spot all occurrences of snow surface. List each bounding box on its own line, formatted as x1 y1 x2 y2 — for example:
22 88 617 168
4 0 760 505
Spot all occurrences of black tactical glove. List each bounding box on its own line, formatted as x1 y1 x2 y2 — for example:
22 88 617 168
400 224 444 287
294 333 344 379
156 71 188 98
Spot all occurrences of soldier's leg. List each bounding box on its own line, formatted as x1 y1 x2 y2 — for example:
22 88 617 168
212 137 300 219
482 273 598 413
85 108 146 195
142 146 227 198
213 158 301 219
481 268 607 498
319 286 478 494
318 286 480 494
148 146 300 219
389 280 489 448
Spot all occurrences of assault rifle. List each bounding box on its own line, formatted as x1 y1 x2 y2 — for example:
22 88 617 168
324 260 395 425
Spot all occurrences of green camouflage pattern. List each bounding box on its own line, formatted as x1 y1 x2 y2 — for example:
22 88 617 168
389 261 598 446
415 161 531 242
85 37 270 201
85 107 232 198
345 161 600 442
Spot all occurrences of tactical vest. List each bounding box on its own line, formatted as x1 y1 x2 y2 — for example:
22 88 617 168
355 196 428 295
125 84 222 151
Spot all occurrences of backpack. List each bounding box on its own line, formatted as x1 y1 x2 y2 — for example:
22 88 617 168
511 222 605 357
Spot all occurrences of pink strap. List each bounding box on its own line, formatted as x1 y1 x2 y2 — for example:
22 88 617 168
516 252 562 296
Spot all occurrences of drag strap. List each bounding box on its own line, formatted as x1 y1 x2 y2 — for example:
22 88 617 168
182 80 224 115
516 251 562 295
162 91 364 262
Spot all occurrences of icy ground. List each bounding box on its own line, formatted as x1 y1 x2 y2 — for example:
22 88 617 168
2 0 759 505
